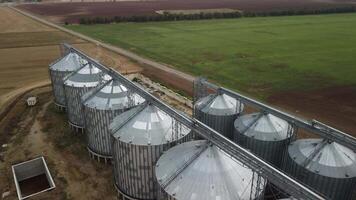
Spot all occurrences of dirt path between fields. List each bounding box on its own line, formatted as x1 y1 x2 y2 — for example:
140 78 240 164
10 5 195 95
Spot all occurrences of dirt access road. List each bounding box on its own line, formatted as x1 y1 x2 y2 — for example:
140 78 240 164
10 6 195 95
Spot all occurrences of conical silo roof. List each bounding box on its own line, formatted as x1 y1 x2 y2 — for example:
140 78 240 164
64 63 111 88
156 140 264 200
83 79 145 110
196 94 243 116
111 104 191 146
288 139 356 178
235 113 291 141
50 52 84 71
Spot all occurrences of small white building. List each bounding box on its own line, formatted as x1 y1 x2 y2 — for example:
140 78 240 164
26 97 37 107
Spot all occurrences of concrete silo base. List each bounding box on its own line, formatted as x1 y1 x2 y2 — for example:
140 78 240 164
114 183 142 200
54 102 66 112
87 147 112 164
68 121 85 133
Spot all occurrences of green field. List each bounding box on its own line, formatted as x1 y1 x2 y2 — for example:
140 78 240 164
69 14 356 98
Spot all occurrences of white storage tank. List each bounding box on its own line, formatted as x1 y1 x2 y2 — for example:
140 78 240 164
110 103 192 200
234 112 294 167
155 140 266 200
194 93 243 139
49 52 85 110
82 79 145 162
63 62 110 132
284 139 356 200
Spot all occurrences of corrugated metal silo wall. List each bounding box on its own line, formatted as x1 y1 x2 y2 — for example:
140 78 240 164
84 107 126 157
112 133 193 200
195 108 237 139
234 131 290 168
49 70 70 107
284 153 356 200
64 85 94 127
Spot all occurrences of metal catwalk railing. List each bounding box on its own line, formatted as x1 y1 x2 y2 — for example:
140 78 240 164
62 43 325 200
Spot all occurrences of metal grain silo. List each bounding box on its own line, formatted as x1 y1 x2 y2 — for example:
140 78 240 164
155 140 266 200
82 79 145 163
234 112 294 167
63 63 110 132
284 139 356 200
194 93 244 139
110 103 192 200
49 52 85 111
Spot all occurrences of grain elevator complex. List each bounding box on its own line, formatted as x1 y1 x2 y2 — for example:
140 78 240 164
63 62 111 132
49 52 85 111
284 139 356 200
234 112 294 167
194 93 243 139
82 79 145 162
110 103 192 199
155 140 266 200
41 43 356 200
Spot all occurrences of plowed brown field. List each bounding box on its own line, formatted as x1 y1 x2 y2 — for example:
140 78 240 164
268 86 356 136
17 0 356 24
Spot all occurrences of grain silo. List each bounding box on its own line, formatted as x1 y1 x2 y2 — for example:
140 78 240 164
63 62 110 132
194 93 243 139
82 79 145 162
49 52 85 111
284 138 356 200
155 140 266 200
110 103 192 200
234 112 294 167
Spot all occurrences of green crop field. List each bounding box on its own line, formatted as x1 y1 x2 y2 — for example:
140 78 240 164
68 13 356 98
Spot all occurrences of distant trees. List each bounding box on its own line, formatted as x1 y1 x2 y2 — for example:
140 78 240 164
244 6 356 17
79 11 243 25
78 6 356 25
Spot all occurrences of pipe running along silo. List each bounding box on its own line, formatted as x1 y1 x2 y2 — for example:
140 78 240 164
82 79 145 163
234 112 294 167
49 51 86 111
155 140 266 200
284 138 356 200
194 93 243 139
110 103 192 200
63 62 110 132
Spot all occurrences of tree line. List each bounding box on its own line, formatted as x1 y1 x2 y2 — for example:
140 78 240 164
75 6 356 25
